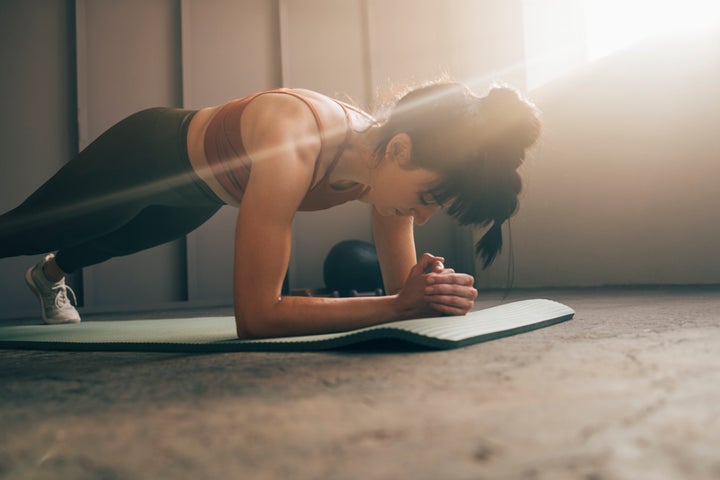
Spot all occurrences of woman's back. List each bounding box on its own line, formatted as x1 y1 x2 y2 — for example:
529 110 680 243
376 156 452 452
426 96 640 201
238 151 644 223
186 88 361 208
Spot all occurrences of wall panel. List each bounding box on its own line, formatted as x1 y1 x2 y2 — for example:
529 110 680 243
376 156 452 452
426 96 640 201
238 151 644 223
0 1 77 319
75 0 186 309
279 0 374 290
502 30 720 287
181 0 281 303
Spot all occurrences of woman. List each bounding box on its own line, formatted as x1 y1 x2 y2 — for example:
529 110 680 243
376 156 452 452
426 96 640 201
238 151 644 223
0 81 541 338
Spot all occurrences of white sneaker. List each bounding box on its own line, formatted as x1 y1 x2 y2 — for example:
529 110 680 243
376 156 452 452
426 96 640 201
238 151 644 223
25 257 81 324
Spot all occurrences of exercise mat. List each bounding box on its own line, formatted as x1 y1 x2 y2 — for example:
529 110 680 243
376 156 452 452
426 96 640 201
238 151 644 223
0 299 574 352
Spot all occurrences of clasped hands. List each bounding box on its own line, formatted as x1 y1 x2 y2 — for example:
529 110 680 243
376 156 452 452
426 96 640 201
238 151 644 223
396 252 478 318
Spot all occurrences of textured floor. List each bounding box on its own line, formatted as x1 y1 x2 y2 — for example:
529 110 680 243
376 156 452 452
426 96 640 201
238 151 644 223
1 287 719 480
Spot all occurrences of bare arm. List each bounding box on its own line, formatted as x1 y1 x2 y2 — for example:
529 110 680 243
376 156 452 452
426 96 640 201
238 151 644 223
372 206 478 317
371 207 416 295
232 94 476 339
232 95 413 338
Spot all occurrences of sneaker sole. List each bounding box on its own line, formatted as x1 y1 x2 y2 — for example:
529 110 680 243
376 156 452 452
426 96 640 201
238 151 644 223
24 267 81 324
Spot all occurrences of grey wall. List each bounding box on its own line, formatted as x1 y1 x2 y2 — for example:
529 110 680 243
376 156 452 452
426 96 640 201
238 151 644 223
476 28 720 287
181 0 282 305
4 2 716 320
76 0 186 309
6 1 716 321
0 1 78 318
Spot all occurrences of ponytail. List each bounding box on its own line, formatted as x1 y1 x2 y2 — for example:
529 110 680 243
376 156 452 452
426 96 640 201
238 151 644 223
476 221 504 269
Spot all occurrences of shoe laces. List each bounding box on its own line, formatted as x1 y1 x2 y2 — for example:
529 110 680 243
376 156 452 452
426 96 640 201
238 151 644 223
51 283 78 309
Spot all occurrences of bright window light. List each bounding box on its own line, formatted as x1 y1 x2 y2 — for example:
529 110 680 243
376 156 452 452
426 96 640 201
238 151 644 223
585 0 720 60
523 0 720 89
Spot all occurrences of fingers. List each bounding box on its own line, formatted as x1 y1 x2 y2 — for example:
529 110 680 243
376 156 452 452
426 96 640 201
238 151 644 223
423 272 477 316
425 293 476 315
424 286 477 301
402 254 477 317
426 272 474 286
426 300 473 316
415 253 445 275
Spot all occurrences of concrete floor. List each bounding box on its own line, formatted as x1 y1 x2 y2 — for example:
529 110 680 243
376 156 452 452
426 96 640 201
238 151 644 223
1 287 719 480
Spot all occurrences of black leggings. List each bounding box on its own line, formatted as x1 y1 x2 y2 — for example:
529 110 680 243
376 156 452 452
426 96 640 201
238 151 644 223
0 107 224 273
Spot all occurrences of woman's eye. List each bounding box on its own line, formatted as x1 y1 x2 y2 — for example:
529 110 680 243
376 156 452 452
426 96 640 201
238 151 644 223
419 193 435 205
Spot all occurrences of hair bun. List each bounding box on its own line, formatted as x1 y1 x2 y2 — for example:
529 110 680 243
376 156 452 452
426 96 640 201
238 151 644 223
479 86 541 151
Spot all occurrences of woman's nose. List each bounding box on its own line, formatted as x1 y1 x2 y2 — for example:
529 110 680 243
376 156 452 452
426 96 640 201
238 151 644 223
412 204 440 225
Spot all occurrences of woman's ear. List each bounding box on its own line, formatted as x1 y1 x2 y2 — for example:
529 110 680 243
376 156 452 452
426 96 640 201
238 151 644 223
385 133 413 167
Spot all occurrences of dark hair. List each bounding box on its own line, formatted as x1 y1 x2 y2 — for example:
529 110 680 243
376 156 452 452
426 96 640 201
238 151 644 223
374 81 541 269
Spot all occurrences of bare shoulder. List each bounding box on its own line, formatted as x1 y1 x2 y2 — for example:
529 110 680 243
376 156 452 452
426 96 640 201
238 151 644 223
290 88 351 127
246 88 346 125
242 91 318 138
240 91 325 164
241 89 352 168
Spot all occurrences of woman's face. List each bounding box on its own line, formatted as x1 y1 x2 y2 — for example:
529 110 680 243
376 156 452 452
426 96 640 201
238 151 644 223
366 134 443 225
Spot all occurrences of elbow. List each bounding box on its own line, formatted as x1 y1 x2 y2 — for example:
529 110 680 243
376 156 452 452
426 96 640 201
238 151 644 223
235 316 256 340
234 311 263 339
234 305 278 340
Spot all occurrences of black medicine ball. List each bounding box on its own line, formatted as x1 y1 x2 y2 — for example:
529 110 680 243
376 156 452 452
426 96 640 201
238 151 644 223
323 240 384 294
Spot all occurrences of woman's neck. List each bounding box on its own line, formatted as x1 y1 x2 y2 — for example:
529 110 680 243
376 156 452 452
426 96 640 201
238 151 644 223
329 124 382 187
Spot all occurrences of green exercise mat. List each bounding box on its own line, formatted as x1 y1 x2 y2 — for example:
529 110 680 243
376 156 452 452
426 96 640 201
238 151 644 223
0 299 574 352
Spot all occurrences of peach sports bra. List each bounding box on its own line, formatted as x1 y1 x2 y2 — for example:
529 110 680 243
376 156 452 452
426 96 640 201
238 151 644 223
202 88 370 211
